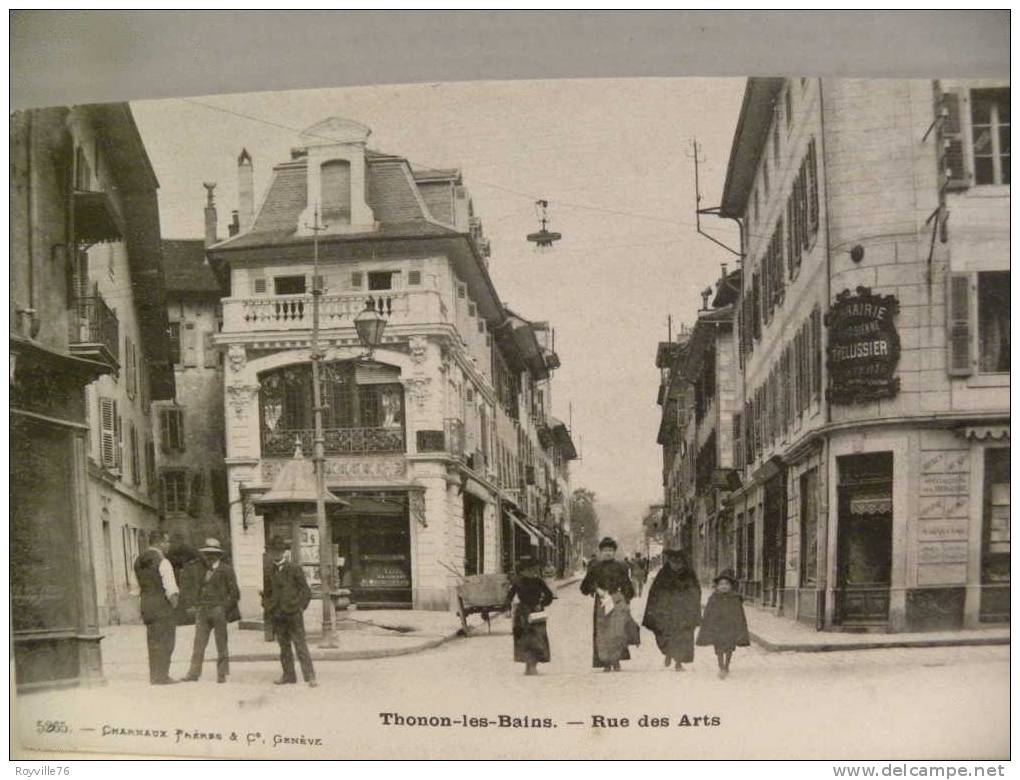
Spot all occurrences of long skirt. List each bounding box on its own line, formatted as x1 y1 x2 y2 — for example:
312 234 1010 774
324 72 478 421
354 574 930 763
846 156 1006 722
653 627 695 663
512 608 551 664
594 600 634 664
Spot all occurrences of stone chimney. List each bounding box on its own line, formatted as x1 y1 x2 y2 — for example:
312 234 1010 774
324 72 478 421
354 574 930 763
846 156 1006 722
228 210 240 237
237 148 253 232
203 182 218 247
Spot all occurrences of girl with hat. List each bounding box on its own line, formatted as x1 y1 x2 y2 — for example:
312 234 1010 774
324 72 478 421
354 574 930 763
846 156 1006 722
504 557 555 675
641 549 701 671
696 569 750 679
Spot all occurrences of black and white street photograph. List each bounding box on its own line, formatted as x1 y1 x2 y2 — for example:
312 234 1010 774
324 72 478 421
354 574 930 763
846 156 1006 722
8 10 1011 766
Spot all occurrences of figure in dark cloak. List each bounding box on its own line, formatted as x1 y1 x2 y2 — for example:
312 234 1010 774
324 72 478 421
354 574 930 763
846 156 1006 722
580 537 636 671
504 557 555 675
696 569 750 678
641 548 701 671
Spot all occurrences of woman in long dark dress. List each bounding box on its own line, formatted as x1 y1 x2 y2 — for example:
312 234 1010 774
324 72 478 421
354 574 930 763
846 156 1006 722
580 537 636 671
505 558 555 675
641 549 701 671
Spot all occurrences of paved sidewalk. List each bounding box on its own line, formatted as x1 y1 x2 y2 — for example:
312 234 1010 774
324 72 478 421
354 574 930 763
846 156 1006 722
744 602 1010 652
99 574 583 669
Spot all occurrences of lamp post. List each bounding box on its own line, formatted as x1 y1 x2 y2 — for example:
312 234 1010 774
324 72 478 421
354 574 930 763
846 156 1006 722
306 207 339 647
307 210 388 648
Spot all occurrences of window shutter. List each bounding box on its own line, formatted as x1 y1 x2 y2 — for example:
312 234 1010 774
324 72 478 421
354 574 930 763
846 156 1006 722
761 257 772 324
947 273 973 376
100 397 117 468
733 413 743 469
124 337 135 400
187 470 204 517
808 139 820 235
351 271 363 290
182 322 197 367
942 90 972 191
159 473 168 513
752 273 762 340
203 332 218 368
408 270 422 286
113 403 123 472
812 308 823 399
252 276 267 294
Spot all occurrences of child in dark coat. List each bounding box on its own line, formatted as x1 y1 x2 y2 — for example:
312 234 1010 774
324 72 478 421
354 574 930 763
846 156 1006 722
696 569 750 678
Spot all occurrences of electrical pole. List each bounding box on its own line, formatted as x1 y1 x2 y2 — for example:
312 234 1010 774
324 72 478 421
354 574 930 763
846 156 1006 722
307 206 337 648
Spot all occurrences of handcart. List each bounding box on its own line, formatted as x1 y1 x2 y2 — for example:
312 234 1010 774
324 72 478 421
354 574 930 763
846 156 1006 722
439 563 511 635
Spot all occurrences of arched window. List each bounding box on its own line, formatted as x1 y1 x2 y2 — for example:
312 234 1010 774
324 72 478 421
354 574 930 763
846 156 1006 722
321 160 351 224
259 361 404 456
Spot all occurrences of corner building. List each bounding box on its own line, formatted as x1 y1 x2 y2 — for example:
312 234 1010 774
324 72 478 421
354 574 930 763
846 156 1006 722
715 79 1009 632
207 119 575 618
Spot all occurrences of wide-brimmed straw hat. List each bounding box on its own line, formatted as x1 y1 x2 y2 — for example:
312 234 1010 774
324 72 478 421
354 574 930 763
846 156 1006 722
198 538 225 555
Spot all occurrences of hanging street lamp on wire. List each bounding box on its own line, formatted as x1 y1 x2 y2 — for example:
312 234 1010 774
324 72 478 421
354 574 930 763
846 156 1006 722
526 199 562 252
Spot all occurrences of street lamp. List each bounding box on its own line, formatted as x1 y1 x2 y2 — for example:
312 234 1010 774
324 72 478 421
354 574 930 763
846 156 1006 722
353 299 387 358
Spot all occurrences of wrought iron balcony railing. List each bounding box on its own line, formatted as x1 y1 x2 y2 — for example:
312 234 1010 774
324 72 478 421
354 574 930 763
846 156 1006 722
262 426 405 458
69 294 120 367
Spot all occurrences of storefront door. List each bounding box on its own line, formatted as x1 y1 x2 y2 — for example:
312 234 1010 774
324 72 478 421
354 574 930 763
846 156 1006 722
762 478 786 608
836 453 893 625
333 497 412 608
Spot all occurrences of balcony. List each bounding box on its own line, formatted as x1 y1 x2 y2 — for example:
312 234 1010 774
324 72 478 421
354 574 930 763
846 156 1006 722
222 289 448 333
69 295 119 368
262 426 405 458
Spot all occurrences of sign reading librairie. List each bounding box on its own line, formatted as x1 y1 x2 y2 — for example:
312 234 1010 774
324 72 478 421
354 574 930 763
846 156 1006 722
825 286 901 405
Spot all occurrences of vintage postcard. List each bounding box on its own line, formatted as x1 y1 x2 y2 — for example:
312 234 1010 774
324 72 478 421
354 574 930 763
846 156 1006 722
9 11 1010 763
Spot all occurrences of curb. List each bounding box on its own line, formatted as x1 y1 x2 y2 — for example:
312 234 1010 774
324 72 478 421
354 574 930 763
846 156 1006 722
749 631 1010 653
199 574 585 664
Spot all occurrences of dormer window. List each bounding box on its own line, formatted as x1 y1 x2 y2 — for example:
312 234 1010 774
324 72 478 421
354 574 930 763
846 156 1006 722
321 159 352 225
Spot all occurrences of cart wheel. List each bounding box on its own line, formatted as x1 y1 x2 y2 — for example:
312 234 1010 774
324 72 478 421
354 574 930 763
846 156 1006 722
457 597 469 636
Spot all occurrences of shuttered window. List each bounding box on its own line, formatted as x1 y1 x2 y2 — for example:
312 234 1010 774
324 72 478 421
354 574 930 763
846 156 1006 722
351 271 363 290
161 407 185 453
187 470 204 517
182 322 197 367
162 469 189 514
125 337 136 400
408 270 422 286
130 423 140 485
807 138 820 235
947 273 973 376
168 322 181 365
252 276 267 294
811 308 823 399
733 413 743 469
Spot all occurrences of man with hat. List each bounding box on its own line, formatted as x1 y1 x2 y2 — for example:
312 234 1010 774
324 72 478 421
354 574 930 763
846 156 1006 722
579 536 636 671
182 538 240 683
262 535 317 687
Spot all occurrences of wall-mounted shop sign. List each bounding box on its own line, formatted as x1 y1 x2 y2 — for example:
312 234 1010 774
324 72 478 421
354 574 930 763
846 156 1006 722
825 286 900 404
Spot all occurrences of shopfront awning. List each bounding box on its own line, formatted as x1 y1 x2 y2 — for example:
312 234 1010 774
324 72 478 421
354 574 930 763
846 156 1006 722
508 512 541 545
960 424 1010 442
462 474 496 503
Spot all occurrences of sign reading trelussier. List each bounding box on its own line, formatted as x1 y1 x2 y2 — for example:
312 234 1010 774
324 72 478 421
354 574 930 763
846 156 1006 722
825 286 901 404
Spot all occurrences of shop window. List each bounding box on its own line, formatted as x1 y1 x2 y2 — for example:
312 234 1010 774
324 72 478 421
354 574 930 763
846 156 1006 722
982 449 1010 585
970 88 1010 186
978 271 1010 373
274 275 306 295
800 468 819 585
745 508 756 582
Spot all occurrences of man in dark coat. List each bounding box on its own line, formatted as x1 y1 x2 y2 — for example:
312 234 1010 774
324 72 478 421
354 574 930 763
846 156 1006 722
642 549 701 671
133 530 180 685
182 538 240 683
580 537 635 670
263 535 317 687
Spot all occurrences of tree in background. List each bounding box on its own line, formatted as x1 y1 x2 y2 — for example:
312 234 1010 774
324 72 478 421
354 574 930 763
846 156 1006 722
569 488 600 562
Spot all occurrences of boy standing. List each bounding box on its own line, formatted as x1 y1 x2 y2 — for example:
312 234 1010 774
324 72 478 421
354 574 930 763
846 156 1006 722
696 569 750 678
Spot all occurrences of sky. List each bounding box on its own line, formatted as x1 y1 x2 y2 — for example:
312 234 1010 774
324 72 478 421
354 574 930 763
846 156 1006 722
132 77 745 545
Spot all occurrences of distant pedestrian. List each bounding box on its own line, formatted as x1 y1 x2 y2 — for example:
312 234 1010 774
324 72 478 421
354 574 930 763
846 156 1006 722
263 536 317 687
133 530 180 685
182 538 240 684
580 537 637 672
642 549 701 671
696 569 750 679
505 557 555 675
631 552 649 597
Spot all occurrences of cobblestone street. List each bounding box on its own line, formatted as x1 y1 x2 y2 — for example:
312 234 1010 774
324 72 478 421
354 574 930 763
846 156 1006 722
17 584 1009 760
